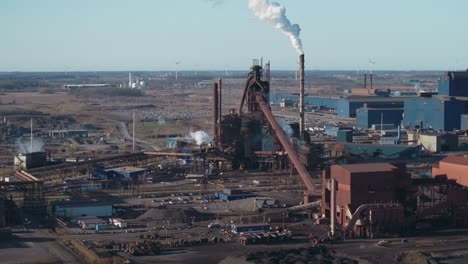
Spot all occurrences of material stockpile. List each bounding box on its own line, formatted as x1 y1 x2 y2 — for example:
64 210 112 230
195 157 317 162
118 109 210 122
136 207 215 224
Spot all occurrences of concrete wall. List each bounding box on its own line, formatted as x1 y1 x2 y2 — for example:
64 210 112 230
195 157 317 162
419 133 458 153
54 204 113 218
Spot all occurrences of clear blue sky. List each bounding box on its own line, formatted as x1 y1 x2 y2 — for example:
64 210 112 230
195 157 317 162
1 0 467 71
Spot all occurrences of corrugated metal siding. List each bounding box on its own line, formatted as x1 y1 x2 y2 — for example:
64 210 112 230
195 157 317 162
270 93 339 109
444 100 467 131
356 108 403 129
430 98 444 130
461 115 468 129
438 76 450 96
337 99 350 117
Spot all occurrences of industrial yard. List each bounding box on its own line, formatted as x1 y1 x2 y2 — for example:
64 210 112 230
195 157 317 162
1 61 468 264
2 1 468 264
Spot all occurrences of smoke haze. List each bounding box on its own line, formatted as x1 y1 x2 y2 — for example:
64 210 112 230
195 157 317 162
189 130 213 146
277 118 294 139
248 0 304 54
16 138 44 153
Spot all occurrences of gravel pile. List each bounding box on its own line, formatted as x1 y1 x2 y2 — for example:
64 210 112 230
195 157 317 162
116 109 210 122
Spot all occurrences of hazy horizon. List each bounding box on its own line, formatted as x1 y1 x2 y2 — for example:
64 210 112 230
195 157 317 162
2 0 467 71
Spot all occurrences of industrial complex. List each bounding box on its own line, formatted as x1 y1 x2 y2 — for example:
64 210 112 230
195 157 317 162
1 56 468 263
1 0 468 263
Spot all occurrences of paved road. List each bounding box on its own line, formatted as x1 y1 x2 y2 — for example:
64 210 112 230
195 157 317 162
117 121 162 151
329 230 468 263
4 229 82 264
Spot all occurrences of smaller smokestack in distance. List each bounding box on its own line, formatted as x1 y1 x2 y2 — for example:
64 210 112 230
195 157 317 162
364 74 367 89
299 54 305 140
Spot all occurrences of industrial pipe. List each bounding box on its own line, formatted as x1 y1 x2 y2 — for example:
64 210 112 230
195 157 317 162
255 94 315 193
239 75 254 114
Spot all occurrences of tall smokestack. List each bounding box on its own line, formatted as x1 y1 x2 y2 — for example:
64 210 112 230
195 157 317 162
30 118 33 153
370 73 373 90
213 82 219 147
299 54 305 140
217 79 222 146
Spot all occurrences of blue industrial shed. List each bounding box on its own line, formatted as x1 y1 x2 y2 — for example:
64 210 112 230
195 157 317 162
337 96 406 118
403 70 468 131
356 107 404 129
343 143 420 159
270 93 339 109
403 96 467 131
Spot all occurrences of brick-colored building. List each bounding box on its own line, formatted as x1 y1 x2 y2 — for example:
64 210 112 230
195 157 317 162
322 163 411 232
433 155 468 187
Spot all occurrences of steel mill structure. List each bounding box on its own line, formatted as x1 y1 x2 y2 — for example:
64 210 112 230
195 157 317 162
1 58 468 241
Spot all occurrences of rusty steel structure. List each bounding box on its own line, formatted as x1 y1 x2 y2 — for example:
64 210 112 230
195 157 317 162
19 152 186 192
236 61 315 194
212 79 224 148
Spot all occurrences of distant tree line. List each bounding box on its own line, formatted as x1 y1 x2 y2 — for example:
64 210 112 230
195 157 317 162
0 80 46 91
68 87 143 97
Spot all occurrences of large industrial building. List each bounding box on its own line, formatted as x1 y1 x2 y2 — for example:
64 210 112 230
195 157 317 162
404 70 468 131
337 96 405 118
272 70 468 133
322 163 410 234
356 107 403 129
322 162 468 237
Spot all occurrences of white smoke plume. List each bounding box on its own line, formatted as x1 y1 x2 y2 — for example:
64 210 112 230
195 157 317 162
16 138 44 153
189 130 213 146
276 118 294 139
248 0 304 54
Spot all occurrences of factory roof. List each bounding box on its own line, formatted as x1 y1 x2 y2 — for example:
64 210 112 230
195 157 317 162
444 70 468 79
337 163 398 173
440 155 468 166
360 107 404 111
433 95 468 101
53 201 112 208
106 166 147 173
344 96 408 102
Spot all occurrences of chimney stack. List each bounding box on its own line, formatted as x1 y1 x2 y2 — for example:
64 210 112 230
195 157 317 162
218 79 222 141
213 82 219 147
299 54 305 140
364 74 367 89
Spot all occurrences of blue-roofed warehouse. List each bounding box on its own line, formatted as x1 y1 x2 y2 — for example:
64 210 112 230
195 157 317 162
337 96 406 118
403 70 468 131
270 93 339 110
